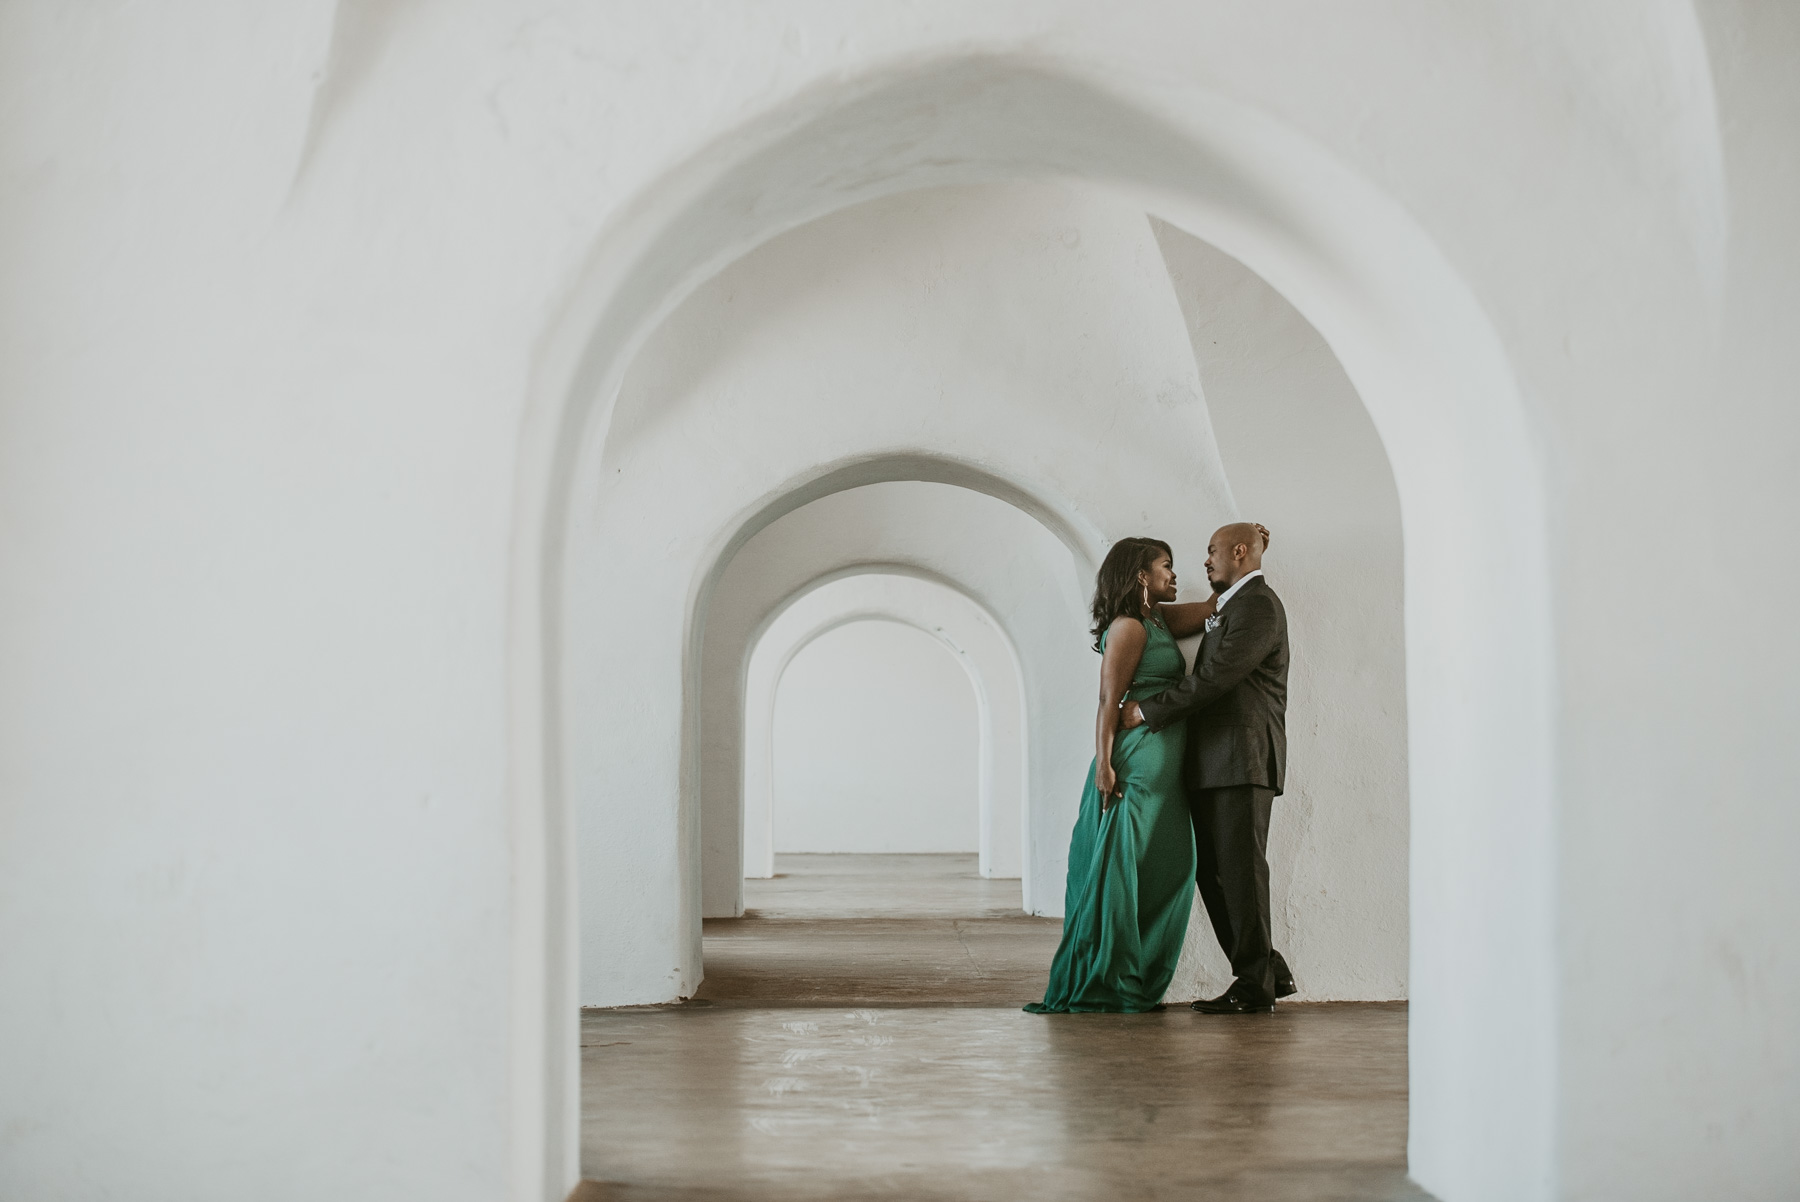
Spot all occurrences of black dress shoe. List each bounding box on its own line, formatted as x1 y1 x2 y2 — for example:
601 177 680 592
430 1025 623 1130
1191 988 1276 1014
1272 952 1297 998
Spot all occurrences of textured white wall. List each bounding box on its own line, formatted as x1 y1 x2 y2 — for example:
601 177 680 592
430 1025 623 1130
772 620 979 854
2 7 1795 1202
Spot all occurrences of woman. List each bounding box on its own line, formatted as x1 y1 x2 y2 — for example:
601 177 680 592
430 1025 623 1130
1025 537 1220 1013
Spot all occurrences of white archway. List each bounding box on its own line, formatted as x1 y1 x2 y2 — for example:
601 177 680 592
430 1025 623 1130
12 9 1791 1202
744 573 1026 888
514 59 1551 1201
568 183 1227 1004
696 476 1095 922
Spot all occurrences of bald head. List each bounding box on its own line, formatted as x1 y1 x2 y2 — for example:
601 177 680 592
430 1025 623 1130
1204 522 1268 592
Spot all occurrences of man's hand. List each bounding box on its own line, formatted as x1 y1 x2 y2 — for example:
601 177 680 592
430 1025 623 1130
1119 700 1146 730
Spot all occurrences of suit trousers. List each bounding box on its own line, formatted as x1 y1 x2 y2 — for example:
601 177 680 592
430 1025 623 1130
1190 784 1291 1004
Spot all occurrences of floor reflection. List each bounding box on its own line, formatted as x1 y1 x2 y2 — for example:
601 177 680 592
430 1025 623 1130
579 854 1425 1201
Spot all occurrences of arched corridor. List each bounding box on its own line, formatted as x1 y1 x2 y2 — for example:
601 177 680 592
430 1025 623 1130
566 177 1421 1193
769 620 980 856
694 479 1081 921
7 9 1798 1202
567 179 1418 989
743 573 1026 887
538 156 1434 1192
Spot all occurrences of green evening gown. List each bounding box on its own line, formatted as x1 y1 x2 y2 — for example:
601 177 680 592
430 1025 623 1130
1025 615 1197 1013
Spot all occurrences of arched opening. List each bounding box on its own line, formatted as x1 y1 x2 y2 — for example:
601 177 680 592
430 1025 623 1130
13 11 1787 1202
698 602 1063 1013
517 57 1550 1202
734 612 1020 944
694 471 1089 934
770 618 979 858
740 572 1029 892
691 476 1088 924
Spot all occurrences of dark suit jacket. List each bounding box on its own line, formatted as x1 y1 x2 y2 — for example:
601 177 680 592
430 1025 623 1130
1137 574 1289 795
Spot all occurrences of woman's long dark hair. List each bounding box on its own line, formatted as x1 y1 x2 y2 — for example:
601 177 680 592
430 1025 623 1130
1090 537 1173 652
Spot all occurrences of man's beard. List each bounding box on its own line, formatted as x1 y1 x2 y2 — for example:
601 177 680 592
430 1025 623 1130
1209 577 1227 595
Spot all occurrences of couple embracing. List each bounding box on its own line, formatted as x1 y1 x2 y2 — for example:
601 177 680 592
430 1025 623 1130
1025 523 1296 1016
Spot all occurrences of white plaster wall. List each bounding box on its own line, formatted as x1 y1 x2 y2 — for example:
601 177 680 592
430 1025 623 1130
2 7 1795 1202
771 620 978 854
743 571 1026 882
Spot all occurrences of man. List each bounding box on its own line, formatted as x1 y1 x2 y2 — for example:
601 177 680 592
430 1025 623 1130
1121 521 1296 1014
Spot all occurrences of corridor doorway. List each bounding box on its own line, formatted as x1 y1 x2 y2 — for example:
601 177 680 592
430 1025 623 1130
703 614 1048 1005
547 59 1540 1197
769 619 979 861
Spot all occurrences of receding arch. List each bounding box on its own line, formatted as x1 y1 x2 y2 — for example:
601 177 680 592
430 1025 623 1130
694 477 1092 922
742 571 1028 895
694 450 1103 614
511 56 1552 1202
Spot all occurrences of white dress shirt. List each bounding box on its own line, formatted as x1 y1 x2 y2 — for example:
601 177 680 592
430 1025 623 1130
1214 568 1265 611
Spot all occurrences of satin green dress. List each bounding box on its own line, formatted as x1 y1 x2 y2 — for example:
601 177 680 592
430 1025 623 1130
1026 616 1196 1013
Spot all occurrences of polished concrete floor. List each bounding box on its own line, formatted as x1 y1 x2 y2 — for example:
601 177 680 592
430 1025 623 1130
579 855 1428 1201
